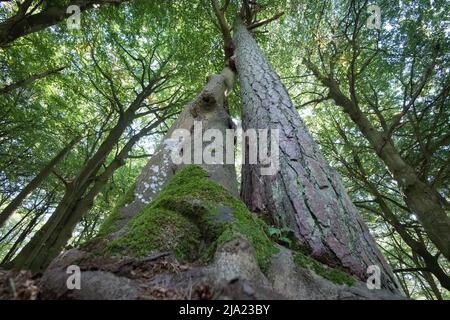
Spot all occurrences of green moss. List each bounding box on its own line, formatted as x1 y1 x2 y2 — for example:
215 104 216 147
204 199 278 274
98 182 136 237
293 252 357 286
103 165 277 271
106 207 200 261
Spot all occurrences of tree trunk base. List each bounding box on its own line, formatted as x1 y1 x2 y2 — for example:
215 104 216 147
0 239 404 300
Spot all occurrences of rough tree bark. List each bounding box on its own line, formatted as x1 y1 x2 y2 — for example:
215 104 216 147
0 134 80 229
303 59 450 263
233 17 399 292
6 4 407 300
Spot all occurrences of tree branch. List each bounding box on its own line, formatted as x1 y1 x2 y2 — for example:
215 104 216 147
393 268 429 273
247 12 284 30
0 66 65 95
211 0 233 61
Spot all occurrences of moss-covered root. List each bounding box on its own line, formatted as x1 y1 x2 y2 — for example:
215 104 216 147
293 251 357 286
102 165 277 270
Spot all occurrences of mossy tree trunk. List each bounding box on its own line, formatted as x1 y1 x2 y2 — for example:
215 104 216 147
32 6 406 300
233 17 399 293
109 65 238 236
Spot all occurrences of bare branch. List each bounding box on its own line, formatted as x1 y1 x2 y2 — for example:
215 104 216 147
247 12 284 30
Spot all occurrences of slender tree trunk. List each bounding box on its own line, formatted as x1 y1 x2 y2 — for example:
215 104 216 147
10 67 165 273
375 196 450 290
0 135 80 228
11 178 91 272
0 67 65 95
304 60 450 263
422 271 443 300
330 120 450 291
18 117 168 271
233 17 399 292
11 101 140 272
1 207 43 264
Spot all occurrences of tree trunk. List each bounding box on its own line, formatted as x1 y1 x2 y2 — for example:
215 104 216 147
233 17 399 292
304 59 450 263
111 66 238 235
330 120 450 291
0 134 80 229
14 116 168 272
11 98 146 273
0 67 65 95
24 29 405 299
1 204 45 264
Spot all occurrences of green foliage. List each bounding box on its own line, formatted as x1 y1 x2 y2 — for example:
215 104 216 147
97 182 137 237
267 225 293 248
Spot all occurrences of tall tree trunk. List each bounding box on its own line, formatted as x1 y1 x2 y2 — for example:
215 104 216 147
0 135 80 228
36 62 404 300
16 116 168 272
233 17 399 292
304 59 450 263
10 95 148 273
